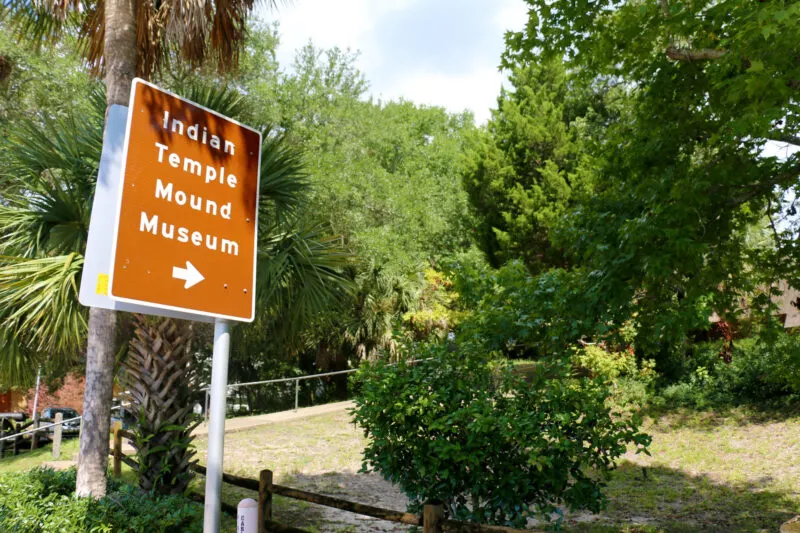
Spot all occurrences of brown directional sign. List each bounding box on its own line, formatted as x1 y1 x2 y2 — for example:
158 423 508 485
109 78 261 322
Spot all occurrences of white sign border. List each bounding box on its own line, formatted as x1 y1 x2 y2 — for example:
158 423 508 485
107 77 262 323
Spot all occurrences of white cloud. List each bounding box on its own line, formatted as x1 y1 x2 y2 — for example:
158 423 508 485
273 0 376 62
382 66 504 123
266 0 527 125
494 2 529 31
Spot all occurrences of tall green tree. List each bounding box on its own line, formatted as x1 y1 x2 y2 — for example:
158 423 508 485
461 60 594 272
246 43 477 366
498 0 800 352
2 0 283 497
276 44 474 277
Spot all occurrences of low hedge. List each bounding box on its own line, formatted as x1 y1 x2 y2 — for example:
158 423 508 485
657 333 800 408
0 467 203 532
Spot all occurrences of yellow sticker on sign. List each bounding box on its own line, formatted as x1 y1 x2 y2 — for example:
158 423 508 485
96 273 109 295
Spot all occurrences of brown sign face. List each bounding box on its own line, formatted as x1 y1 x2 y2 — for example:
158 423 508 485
109 79 261 322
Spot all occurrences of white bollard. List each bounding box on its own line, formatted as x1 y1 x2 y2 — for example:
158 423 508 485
237 498 258 533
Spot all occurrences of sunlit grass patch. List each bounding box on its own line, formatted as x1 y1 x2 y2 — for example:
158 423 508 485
564 406 800 532
0 436 80 473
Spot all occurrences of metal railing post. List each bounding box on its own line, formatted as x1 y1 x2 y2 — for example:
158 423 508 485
294 379 299 412
31 413 40 450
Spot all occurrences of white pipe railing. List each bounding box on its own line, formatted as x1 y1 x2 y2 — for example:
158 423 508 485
0 403 130 443
218 368 359 391
202 368 359 419
202 358 432 420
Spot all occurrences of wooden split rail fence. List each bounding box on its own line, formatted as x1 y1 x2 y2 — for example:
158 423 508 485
112 429 539 533
0 413 64 459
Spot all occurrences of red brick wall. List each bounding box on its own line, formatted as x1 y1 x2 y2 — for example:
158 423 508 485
25 374 86 417
0 392 11 412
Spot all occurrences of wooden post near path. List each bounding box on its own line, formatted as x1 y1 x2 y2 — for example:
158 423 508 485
52 413 63 460
424 502 444 533
258 469 273 533
12 422 19 456
112 428 122 478
31 413 40 450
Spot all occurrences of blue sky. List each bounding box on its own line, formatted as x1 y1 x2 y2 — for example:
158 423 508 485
266 0 528 124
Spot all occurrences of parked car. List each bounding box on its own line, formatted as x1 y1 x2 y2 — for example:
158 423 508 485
110 407 138 431
40 407 80 436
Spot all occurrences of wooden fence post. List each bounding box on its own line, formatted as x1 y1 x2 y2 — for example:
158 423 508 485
0 421 5 459
31 413 40 450
423 502 444 533
258 469 273 533
52 413 62 460
113 428 122 478
12 422 19 456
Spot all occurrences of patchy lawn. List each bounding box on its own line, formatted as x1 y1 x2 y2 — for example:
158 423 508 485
193 408 409 532
2 405 798 532
0 435 80 473
563 406 800 532
194 406 800 533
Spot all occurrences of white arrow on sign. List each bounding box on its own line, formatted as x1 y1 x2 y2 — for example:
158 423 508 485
172 261 205 289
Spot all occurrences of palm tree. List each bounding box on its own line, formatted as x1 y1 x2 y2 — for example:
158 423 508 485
123 314 199 495
0 82 347 498
2 0 281 496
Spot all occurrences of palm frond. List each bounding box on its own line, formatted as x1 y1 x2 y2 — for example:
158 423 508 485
0 329 44 386
4 0 286 78
169 78 249 120
0 92 103 256
257 220 353 341
258 131 311 227
0 254 87 358
339 265 419 359
1 0 81 49
2 102 103 195
0 178 90 257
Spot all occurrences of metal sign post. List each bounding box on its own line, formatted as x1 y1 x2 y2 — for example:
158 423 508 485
204 319 231 533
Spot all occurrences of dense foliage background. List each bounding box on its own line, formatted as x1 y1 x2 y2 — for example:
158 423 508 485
1 0 799 525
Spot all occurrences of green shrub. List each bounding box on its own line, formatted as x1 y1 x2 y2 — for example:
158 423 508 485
351 343 650 527
0 467 203 533
722 335 800 399
449 260 596 358
572 345 657 382
656 334 800 408
571 346 656 411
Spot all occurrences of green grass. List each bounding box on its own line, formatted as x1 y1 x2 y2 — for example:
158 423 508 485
192 409 366 531
562 406 800 532
202 406 800 533
0 436 80 473
2 406 798 532
193 409 363 480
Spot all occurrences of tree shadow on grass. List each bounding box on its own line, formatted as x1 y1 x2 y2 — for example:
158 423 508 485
641 402 800 432
204 462 798 533
275 471 412 533
564 461 798 533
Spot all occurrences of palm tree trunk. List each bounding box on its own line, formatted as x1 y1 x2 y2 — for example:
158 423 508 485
75 0 136 498
76 307 118 497
104 0 138 108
